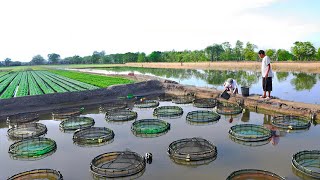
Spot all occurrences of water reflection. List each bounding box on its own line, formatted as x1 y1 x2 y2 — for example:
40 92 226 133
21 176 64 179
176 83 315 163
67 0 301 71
291 73 317 91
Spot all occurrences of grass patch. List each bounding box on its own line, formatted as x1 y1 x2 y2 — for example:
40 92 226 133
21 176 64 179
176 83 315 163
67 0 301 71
48 70 134 88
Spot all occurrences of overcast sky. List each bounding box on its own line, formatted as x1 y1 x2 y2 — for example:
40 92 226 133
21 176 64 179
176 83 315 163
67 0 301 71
0 0 319 62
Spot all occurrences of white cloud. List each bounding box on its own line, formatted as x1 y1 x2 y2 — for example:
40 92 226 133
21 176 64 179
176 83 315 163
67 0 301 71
0 0 319 61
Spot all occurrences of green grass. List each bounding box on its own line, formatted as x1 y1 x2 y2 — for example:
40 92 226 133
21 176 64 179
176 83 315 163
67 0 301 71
48 70 134 88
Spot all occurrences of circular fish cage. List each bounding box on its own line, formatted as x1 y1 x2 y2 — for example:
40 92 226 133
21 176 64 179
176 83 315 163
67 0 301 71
59 116 95 131
8 169 63 180
272 115 311 130
7 113 39 124
90 151 146 178
226 169 285 180
229 135 271 147
134 100 159 108
105 109 138 122
292 150 320 179
99 102 127 112
172 96 194 104
73 127 115 146
186 111 220 125
8 137 57 160
7 123 47 140
193 98 217 108
167 137 217 165
131 119 170 137
216 102 243 115
153 106 183 118
229 124 272 142
52 108 81 120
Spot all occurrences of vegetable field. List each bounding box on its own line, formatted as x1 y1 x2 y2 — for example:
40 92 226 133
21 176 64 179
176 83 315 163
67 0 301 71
0 71 99 99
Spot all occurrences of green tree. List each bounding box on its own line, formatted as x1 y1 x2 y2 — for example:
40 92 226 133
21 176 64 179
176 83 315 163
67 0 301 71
91 51 105 64
4 58 12 66
30 55 45 65
137 53 146 62
148 51 162 62
205 44 224 61
47 53 60 64
276 49 294 61
317 48 320 60
244 42 257 61
234 40 244 60
291 41 316 60
266 49 276 59
221 42 233 60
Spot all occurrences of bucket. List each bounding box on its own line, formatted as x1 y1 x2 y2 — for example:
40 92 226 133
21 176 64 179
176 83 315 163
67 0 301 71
220 90 230 100
241 86 249 97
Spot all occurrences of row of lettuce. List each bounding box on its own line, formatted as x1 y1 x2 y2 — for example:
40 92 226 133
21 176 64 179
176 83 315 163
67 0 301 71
0 71 99 99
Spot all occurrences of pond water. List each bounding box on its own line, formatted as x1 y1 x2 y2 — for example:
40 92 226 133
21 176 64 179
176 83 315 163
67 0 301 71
1 102 319 179
77 67 320 104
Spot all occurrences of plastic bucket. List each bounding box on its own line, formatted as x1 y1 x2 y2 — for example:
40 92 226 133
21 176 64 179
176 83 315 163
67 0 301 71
241 86 249 97
220 90 230 100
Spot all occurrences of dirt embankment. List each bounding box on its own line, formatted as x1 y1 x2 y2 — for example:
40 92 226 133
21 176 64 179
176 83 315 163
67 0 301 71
126 62 320 73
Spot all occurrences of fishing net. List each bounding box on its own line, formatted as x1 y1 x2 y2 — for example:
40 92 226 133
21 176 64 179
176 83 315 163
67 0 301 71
229 135 271 147
59 116 95 131
229 124 272 142
7 113 39 124
172 96 194 104
226 169 285 180
7 123 47 140
272 115 311 130
90 151 146 178
193 98 217 108
8 169 63 180
134 100 159 108
8 137 57 160
292 150 320 179
186 111 220 125
131 119 170 137
167 137 217 165
153 106 183 118
73 127 115 146
216 102 243 115
52 108 81 120
105 109 137 122
99 102 127 112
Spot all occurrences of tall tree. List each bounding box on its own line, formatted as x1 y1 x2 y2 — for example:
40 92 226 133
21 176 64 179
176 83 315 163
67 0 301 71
234 40 244 60
244 42 257 61
47 53 60 64
266 49 276 59
221 42 233 60
317 48 320 60
148 51 162 62
4 58 12 66
137 53 146 62
277 49 294 61
91 51 105 64
291 41 316 60
30 55 45 65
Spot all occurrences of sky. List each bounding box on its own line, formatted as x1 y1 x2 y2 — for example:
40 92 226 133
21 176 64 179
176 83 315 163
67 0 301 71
0 0 319 62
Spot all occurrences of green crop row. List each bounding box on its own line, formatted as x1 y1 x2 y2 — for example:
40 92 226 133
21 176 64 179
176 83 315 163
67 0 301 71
38 71 76 92
31 71 55 94
27 71 43 96
40 71 86 91
0 72 22 99
34 71 67 93
0 73 18 96
16 72 29 97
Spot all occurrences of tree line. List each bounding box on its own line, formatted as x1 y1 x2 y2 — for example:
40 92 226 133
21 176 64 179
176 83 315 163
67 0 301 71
1 40 320 66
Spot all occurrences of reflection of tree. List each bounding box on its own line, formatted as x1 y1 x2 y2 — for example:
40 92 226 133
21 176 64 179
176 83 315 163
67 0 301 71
276 72 289 82
291 73 317 91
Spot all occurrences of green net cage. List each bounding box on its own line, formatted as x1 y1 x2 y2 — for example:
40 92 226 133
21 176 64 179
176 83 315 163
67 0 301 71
99 102 128 112
272 115 311 130
90 151 146 178
73 127 115 147
229 124 272 142
153 106 183 118
193 98 218 108
131 119 170 137
7 123 47 140
59 116 95 131
134 100 159 108
226 169 285 180
105 109 138 122
172 96 194 104
8 169 63 180
216 102 243 115
167 137 217 165
7 113 39 125
52 108 81 120
186 111 220 125
229 135 271 147
292 150 320 179
8 137 57 160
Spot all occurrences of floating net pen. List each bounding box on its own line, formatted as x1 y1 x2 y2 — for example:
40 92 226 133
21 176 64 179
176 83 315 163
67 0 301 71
229 124 272 142
7 123 47 140
153 106 183 118
73 127 114 146
131 119 170 137
272 115 311 130
105 109 138 122
90 151 146 178
99 102 128 112
292 150 320 179
7 113 39 124
52 108 81 120
59 116 95 131
193 98 217 108
8 169 63 180
134 100 159 108
216 101 243 115
186 110 220 125
226 169 285 180
172 96 194 104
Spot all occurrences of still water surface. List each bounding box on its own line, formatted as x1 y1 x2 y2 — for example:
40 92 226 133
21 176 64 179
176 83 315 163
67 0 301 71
82 67 320 104
1 102 319 179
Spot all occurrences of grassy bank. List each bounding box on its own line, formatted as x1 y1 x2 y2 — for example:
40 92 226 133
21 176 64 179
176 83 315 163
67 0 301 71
49 70 134 87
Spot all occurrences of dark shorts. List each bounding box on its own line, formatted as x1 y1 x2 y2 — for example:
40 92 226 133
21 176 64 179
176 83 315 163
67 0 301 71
262 77 272 91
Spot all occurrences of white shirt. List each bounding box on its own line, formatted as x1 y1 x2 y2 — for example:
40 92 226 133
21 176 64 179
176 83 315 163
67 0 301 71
224 79 238 93
261 56 273 77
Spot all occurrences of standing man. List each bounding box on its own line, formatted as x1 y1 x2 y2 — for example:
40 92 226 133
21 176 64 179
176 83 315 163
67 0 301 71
258 50 273 99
